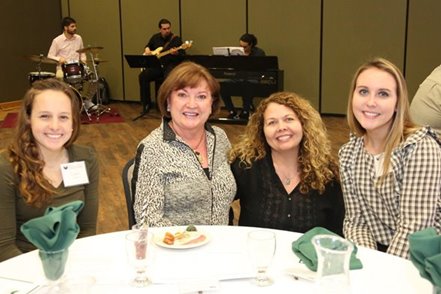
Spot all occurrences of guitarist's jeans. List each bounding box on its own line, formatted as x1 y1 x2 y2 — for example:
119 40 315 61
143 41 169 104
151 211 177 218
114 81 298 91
138 67 164 112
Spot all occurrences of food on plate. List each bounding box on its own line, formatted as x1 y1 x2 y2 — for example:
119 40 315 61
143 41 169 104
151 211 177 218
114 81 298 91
161 226 205 246
163 232 175 245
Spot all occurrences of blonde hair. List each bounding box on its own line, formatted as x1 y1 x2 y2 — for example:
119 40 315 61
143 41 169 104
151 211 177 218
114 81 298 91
228 91 339 194
347 57 418 178
8 78 81 207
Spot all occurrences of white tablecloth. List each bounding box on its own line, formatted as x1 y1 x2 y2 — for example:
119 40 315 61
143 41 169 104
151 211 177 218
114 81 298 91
0 225 433 293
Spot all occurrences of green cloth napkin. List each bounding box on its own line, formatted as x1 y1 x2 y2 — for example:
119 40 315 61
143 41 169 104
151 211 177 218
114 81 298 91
292 227 363 271
21 200 84 252
409 227 441 287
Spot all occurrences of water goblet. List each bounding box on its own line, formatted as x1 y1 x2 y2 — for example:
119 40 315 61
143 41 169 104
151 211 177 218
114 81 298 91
247 230 276 286
36 248 69 293
125 229 150 287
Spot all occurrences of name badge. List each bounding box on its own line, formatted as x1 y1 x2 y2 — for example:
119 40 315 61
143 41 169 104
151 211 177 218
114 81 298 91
61 161 89 187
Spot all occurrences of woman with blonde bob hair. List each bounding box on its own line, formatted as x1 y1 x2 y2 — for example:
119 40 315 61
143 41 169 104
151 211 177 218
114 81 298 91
229 91 344 235
340 57 441 259
0 78 99 262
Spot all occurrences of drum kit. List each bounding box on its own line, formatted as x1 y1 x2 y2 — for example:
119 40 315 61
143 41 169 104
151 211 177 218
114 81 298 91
25 46 110 120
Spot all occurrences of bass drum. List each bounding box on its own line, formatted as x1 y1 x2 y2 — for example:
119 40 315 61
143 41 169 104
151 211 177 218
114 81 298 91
68 85 84 113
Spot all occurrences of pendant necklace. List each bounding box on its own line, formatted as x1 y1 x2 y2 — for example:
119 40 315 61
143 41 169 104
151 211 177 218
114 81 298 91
192 132 206 165
284 177 292 186
169 122 205 165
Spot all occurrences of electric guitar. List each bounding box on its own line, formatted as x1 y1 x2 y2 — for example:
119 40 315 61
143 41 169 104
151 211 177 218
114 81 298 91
151 40 193 59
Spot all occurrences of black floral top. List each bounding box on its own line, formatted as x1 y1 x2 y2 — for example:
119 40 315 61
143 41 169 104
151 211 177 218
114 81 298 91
231 154 344 236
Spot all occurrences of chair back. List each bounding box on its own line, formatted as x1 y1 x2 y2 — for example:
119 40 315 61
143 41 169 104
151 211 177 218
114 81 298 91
122 158 136 228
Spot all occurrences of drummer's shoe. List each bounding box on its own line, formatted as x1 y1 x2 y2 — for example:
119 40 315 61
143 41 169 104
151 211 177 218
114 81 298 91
84 100 95 110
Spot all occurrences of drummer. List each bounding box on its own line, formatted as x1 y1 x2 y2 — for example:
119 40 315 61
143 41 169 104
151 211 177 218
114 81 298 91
47 16 86 78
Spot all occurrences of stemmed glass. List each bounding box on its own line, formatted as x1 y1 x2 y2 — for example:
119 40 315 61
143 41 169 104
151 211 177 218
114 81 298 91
247 230 276 286
126 226 150 287
35 248 69 293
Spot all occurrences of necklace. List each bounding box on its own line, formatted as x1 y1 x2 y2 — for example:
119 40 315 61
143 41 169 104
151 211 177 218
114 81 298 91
284 177 293 186
192 133 206 165
274 164 298 186
169 122 206 165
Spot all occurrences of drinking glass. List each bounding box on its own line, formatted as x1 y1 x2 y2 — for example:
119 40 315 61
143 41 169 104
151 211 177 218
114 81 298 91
312 234 353 294
36 248 69 293
125 229 150 287
247 230 276 286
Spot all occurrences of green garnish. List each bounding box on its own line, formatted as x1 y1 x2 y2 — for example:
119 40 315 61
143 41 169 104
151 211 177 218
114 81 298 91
186 224 197 231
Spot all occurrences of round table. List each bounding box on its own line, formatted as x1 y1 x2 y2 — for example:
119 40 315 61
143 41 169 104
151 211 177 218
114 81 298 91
0 225 432 293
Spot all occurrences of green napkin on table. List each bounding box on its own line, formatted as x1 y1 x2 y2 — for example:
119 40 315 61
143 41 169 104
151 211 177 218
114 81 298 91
292 227 363 271
409 227 441 287
20 200 84 252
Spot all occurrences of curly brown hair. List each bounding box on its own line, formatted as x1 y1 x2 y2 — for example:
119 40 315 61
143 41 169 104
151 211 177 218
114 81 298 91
228 91 339 194
8 78 81 207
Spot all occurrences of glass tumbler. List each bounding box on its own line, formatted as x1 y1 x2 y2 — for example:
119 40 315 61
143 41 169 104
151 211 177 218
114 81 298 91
312 234 353 294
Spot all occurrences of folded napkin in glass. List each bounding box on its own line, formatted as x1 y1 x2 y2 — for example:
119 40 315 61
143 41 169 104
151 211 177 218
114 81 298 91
20 200 84 251
409 227 441 288
292 226 363 271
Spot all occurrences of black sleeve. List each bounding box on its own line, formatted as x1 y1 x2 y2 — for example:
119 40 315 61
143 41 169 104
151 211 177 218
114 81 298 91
324 180 345 236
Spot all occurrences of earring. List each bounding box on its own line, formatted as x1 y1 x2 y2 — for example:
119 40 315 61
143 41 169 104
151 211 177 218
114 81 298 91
167 106 170 112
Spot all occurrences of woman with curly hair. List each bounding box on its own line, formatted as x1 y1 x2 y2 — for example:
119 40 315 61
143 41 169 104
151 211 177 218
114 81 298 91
340 57 441 259
0 78 99 262
228 91 344 235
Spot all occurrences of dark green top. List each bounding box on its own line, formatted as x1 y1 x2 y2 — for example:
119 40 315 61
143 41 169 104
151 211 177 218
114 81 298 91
0 144 99 262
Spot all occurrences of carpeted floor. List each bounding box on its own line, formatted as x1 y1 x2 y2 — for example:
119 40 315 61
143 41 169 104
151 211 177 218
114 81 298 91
0 107 124 129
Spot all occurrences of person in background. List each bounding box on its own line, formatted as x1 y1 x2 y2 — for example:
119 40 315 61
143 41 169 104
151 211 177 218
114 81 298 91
221 33 266 120
340 57 441 259
228 92 344 235
0 79 99 262
48 16 86 78
410 64 441 136
133 61 236 227
138 18 186 115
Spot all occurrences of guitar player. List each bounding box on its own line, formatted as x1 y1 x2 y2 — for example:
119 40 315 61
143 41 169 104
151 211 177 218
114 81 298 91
138 18 185 115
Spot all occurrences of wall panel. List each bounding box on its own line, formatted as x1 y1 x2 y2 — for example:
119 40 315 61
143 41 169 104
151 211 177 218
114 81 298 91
321 0 407 114
406 0 441 100
181 0 245 56
0 0 61 102
249 0 321 108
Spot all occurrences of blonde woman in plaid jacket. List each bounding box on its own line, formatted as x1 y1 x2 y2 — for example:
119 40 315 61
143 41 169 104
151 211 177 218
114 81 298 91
339 57 441 259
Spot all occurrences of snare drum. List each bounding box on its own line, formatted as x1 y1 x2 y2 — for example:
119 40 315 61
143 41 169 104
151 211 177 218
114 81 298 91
28 71 56 85
62 61 84 84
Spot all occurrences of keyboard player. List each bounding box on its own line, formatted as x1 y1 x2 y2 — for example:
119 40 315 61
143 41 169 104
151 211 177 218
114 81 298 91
221 33 266 120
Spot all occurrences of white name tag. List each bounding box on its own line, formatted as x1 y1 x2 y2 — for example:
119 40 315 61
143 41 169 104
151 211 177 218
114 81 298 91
60 161 89 187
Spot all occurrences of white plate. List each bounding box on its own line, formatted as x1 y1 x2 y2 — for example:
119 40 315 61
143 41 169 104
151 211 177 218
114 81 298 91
153 230 210 249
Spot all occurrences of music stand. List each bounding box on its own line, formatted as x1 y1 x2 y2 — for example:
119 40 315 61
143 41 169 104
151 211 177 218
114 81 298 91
125 55 164 120
124 55 162 69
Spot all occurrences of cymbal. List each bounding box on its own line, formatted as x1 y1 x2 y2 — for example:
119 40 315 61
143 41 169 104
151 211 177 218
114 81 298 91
25 54 57 64
77 46 104 54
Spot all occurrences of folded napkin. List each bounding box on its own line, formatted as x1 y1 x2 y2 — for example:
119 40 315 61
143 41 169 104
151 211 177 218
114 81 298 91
21 200 84 252
409 227 441 287
292 227 363 271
